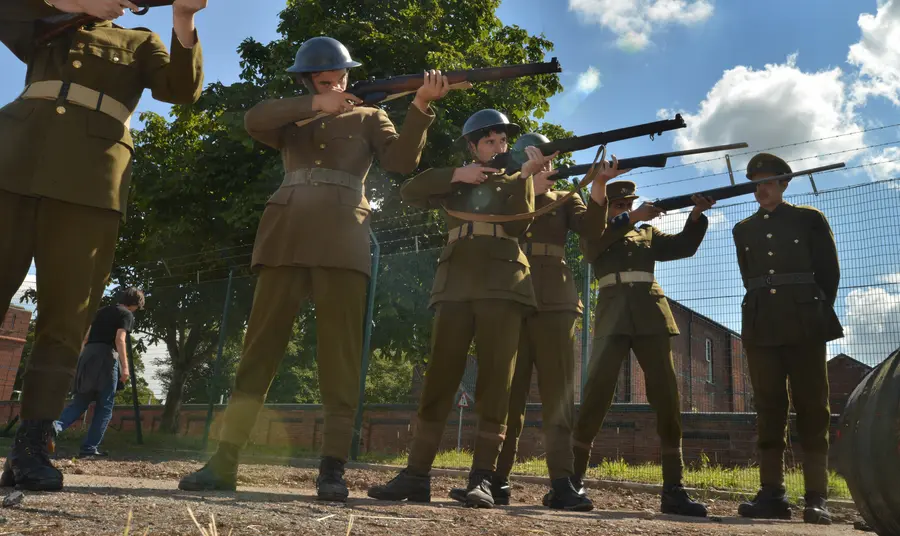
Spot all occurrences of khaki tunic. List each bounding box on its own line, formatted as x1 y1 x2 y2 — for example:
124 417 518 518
581 210 709 337
0 5 204 216
399 168 537 308
733 202 843 345
523 191 606 314
245 98 435 277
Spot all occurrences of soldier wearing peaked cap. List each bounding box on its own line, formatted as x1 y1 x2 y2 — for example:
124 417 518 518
0 0 205 492
733 153 842 525
178 35 450 501
368 113 619 509
573 180 714 517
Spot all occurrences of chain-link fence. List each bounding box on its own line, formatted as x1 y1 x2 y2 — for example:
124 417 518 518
5 176 897 500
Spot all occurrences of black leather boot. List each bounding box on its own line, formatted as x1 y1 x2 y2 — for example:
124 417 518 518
367 468 431 502
316 456 349 502
450 474 510 505
0 420 62 491
661 484 708 517
803 492 832 525
541 477 594 511
738 486 792 519
463 469 495 508
178 443 239 491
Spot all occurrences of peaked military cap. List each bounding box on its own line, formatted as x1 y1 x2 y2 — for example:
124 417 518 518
607 180 638 201
746 153 792 180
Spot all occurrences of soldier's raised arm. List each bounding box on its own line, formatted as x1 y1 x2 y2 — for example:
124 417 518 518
0 0 59 62
399 167 457 209
650 195 714 262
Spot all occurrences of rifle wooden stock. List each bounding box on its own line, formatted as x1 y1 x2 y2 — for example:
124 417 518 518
34 1 173 45
548 142 748 181
651 162 846 211
491 115 687 174
347 58 562 105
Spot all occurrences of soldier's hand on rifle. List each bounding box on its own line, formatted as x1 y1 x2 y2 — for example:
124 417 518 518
173 0 208 16
313 91 364 115
533 164 559 194
413 70 451 113
596 154 631 181
631 202 665 223
690 194 716 221
51 0 139 18
452 163 500 184
521 146 559 180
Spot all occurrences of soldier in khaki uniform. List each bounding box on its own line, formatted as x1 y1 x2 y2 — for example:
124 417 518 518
733 153 842 525
0 0 205 491
368 110 551 508
446 133 614 511
574 181 713 517
179 37 449 502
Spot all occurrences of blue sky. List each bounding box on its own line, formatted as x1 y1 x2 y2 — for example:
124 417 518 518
6 0 900 396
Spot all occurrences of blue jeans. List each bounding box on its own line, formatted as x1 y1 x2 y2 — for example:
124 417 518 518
54 359 119 454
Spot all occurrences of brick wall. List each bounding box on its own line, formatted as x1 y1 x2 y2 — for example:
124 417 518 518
0 401 841 469
0 307 30 401
826 354 872 416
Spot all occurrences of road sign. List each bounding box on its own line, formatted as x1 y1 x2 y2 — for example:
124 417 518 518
457 391 470 408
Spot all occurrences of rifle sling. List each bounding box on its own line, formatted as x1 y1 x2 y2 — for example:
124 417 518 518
442 145 607 223
293 81 473 128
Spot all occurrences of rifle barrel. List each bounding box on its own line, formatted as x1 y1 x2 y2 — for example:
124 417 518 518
652 162 846 211
661 142 749 158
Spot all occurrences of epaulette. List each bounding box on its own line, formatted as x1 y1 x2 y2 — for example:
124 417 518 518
792 204 824 215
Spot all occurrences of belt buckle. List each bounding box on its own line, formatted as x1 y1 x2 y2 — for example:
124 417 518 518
765 275 772 286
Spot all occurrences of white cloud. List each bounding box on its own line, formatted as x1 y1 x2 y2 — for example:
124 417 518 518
661 54 865 175
836 284 900 367
569 0 714 52
848 0 900 107
575 66 602 94
864 146 900 185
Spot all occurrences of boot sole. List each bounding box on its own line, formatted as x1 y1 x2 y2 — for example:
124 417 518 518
661 508 708 518
316 492 349 502
803 511 832 525
178 482 237 492
738 511 791 520
15 480 63 492
465 495 494 509
367 491 431 503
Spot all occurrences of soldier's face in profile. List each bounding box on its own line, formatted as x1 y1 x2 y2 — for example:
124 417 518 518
469 131 508 164
609 199 633 218
310 69 349 94
752 173 788 207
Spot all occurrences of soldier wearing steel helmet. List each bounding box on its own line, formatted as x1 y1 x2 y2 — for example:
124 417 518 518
573 181 714 517
733 153 842 525
368 117 618 508
178 36 450 501
445 132 620 511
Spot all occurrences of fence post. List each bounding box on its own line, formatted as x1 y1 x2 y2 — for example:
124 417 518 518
351 229 381 461
126 334 143 445
202 268 235 451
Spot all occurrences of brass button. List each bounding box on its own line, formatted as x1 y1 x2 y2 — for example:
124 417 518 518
766 233 772 239
770 288 777 295
319 144 326 149
76 42 85 49
629 283 634 288
314 160 322 165
56 106 66 115
551 211 557 216
72 60 82 69
347 135 352 139
526 232 533 238
794 239 799 244
627 252 633 257
745 246 749 251
496 186 502 192
468 235 474 239
768 251 774 256
112 55 121 63
320 123 326 129
763 214 769 219
769 269 775 274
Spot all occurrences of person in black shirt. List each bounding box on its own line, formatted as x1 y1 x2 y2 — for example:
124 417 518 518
53 288 144 457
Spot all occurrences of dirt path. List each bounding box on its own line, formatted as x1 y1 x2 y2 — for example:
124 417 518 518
0 460 867 535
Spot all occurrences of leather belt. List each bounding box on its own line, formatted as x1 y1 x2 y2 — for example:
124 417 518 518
523 242 565 257
448 222 516 244
596 271 655 289
282 168 364 194
747 272 815 291
19 80 132 126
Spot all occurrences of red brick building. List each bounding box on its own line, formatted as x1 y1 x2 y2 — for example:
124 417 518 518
826 353 872 416
0 306 31 401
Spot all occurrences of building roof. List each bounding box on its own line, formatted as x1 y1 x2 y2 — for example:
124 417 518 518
667 299 742 339
828 353 873 371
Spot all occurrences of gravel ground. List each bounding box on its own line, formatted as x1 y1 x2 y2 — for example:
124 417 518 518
0 458 867 536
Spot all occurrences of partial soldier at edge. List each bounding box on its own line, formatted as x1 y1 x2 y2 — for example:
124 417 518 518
0 0 205 492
